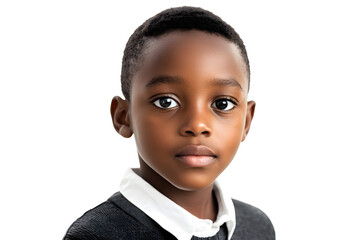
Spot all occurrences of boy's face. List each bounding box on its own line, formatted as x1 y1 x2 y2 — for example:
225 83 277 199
125 30 254 191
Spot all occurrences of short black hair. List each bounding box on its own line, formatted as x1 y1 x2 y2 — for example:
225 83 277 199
121 6 250 100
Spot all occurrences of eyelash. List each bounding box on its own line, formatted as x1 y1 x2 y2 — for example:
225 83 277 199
152 96 179 109
151 95 238 112
212 97 238 112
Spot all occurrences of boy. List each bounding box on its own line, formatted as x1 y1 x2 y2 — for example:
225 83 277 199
64 6 275 240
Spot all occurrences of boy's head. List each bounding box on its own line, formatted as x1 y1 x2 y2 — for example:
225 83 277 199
111 6 255 191
120 6 251 101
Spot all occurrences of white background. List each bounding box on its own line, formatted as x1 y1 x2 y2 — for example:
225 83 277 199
1 0 359 239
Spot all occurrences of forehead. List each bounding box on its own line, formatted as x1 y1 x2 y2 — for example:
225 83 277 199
131 30 248 96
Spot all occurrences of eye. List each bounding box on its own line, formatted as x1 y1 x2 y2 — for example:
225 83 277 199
211 99 236 111
153 97 179 109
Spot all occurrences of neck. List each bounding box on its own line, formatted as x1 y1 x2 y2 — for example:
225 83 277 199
134 162 218 221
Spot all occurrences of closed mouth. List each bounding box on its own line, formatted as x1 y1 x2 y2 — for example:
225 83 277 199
175 145 217 167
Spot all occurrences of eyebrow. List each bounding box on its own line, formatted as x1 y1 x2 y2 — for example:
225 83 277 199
145 75 183 88
145 75 243 91
211 78 244 91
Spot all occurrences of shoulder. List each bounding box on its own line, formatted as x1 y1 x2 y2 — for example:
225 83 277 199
231 199 275 240
63 192 175 240
63 195 131 240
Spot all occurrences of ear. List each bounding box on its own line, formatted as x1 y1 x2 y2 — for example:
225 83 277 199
241 100 256 142
110 96 133 138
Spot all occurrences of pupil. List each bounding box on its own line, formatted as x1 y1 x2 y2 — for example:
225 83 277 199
216 100 228 110
160 98 171 107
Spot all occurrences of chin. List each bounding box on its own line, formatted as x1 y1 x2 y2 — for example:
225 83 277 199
166 172 217 192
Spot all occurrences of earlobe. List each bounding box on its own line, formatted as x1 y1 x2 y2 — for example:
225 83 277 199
110 96 133 138
241 100 256 142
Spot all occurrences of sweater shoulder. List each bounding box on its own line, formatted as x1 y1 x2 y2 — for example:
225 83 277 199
63 192 175 240
231 199 275 240
63 200 131 240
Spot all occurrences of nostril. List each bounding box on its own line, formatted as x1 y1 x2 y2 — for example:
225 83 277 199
185 130 194 135
184 130 210 136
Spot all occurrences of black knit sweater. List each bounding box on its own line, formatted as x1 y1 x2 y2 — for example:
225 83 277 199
63 192 275 240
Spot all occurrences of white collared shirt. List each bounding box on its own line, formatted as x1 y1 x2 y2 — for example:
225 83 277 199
119 169 236 240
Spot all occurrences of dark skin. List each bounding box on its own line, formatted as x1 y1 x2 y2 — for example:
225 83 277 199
111 30 255 221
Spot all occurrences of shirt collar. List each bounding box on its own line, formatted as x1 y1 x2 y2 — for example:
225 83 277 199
119 168 236 240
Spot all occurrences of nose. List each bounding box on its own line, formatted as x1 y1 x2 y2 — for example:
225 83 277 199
179 105 212 137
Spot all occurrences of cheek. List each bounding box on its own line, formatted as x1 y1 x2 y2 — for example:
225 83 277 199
131 108 176 159
213 113 245 160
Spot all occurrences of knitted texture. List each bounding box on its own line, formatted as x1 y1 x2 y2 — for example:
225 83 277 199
63 192 275 240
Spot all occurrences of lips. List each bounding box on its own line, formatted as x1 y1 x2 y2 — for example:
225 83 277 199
175 145 216 167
